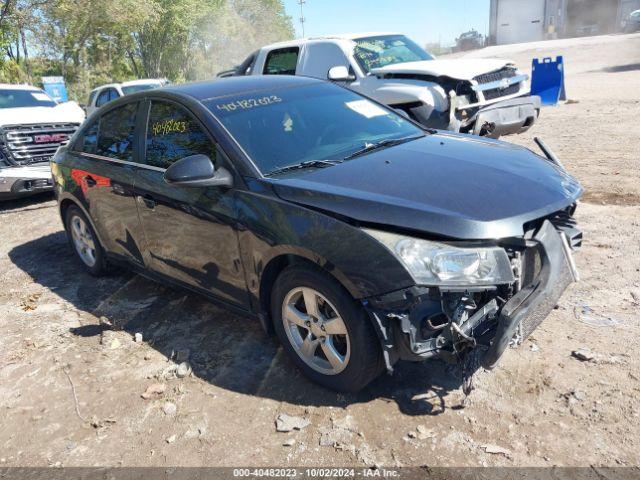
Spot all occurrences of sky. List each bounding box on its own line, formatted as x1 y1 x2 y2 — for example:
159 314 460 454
282 0 491 47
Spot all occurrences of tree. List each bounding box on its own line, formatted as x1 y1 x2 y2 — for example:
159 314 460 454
0 0 294 100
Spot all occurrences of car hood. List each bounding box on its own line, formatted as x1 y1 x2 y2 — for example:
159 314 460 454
266 134 582 240
0 101 85 127
370 58 513 81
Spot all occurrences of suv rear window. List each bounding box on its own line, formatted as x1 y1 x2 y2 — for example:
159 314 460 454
263 47 299 75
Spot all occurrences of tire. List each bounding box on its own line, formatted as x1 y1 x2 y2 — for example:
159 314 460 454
271 265 384 392
64 205 108 276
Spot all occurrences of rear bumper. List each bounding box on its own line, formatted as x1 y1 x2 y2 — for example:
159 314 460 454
470 95 541 138
0 165 53 199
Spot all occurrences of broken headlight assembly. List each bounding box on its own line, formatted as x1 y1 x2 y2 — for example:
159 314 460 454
364 229 514 286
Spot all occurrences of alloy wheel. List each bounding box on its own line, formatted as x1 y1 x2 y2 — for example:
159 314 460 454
281 287 351 375
70 215 97 267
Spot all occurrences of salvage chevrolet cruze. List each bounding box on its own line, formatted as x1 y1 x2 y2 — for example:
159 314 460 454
52 76 582 392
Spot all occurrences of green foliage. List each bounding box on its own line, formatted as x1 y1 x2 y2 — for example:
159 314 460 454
0 0 294 102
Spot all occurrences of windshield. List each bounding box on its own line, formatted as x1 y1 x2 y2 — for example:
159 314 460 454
121 83 161 95
205 82 423 175
354 34 434 73
0 89 57 109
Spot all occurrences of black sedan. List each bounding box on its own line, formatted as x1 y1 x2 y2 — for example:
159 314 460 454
51 75 582 392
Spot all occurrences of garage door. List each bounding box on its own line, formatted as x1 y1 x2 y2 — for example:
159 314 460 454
496 0 545 44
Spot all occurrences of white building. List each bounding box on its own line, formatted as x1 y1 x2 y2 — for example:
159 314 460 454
489 0 640 45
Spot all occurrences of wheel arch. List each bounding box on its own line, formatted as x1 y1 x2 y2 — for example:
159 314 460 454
257 250 362 334
58 194 106 248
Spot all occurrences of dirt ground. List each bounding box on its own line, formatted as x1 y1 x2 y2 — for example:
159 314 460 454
1 34 639 468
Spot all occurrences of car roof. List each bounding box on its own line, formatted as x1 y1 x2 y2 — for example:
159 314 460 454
0 83 41 91
90 83 120 93
91 79 165 93
121 78 165 87
261 32 401 49
162 75 323 101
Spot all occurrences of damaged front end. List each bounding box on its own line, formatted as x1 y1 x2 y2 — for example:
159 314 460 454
363 210 581 376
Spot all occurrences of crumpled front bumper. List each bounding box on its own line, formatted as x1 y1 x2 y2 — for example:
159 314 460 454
363 219 579 372
482 219 578 368
469 95 541 138
0 164 53 199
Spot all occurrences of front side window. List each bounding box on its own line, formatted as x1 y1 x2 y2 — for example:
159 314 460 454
263 47 299 75
0 89 56 109
353 35 434 73
145 101 216 169
206 83 422 175
96 102 138 161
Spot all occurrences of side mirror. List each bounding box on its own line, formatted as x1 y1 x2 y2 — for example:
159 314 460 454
164 154 233 188
328 65 355 82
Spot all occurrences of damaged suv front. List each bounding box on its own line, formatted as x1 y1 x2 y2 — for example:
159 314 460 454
363 205 582 375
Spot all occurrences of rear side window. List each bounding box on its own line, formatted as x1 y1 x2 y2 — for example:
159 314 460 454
263 47 299 75
78 120 98 154
96 102 138 161
145 101 216 169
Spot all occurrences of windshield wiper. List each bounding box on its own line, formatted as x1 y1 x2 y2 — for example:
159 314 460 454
343 134 425 160
266 159 343 177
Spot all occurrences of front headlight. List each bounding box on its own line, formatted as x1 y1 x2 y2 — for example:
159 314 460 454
365 229 514 286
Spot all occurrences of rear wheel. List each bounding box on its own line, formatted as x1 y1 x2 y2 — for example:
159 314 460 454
271 265 383 392
65 206 108 276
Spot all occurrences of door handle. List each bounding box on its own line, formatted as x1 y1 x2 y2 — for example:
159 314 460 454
138 194 156 210
85 175 97 187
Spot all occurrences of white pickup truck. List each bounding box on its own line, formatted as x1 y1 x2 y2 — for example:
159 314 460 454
219 33 540 138
0 84 85 200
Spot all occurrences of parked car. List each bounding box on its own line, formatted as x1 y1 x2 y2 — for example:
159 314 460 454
455 29 484 51
86 79 168 116
52 76 582 392
0 84 85 200
219 33 540 138
622 9 640 32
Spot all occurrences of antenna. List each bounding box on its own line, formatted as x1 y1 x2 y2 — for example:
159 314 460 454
298 0 306 38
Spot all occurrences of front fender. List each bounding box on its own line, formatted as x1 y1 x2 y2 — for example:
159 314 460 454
358 77 449 112
235 184 415 307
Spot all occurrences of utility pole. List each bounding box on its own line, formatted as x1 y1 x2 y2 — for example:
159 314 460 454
298 0 306 38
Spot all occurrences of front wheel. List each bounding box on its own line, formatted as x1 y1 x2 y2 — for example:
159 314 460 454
271 265 383 392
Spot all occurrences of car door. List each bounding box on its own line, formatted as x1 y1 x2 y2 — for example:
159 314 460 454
299 41 352 81
133 98 250 308
67 101 146 266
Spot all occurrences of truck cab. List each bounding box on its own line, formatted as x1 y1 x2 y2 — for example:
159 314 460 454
224 33 540 138
86 79 168 117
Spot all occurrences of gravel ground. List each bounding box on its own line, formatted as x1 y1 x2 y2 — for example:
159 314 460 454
1 34 639 468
